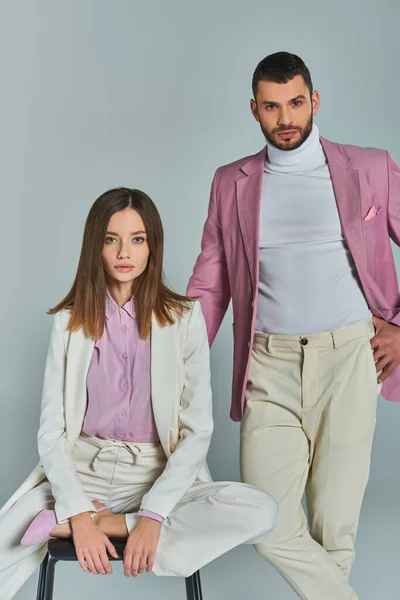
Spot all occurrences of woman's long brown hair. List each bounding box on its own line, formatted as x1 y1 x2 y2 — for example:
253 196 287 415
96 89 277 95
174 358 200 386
48 188 193 339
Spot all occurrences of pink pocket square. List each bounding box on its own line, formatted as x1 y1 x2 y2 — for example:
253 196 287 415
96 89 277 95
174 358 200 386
364 205 380 221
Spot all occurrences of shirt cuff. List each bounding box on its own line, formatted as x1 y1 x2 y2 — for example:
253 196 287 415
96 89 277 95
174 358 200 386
138 509 164 523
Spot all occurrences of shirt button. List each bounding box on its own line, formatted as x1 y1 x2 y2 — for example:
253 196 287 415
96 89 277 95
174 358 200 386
124 382 129 389
121 325 126 331
119 433 124 439
122 353 127 359
300 338 308 345
120 409 126 416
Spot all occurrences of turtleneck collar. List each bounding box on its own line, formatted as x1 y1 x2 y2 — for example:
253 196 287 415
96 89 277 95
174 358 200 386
265 124 325 173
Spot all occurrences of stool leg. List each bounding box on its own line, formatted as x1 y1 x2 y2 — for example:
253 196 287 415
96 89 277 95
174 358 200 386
193 570 203 600
185 575 195 600
43 556 58 600
36 553 49 600
185 571 203 600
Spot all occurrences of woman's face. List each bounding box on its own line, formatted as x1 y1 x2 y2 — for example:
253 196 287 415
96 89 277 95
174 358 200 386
101 208 150 285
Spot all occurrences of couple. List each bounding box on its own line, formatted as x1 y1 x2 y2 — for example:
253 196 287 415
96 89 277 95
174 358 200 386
1 51 400 600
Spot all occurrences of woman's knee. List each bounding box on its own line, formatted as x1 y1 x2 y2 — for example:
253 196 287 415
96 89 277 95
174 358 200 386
233 484 279 536
252 490 279 535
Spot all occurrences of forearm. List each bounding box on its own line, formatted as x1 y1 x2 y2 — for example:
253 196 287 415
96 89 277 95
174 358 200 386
38 427 95 522
139 426 212 518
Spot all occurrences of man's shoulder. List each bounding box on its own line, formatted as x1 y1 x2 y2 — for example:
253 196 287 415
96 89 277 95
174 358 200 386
215 148 265 179
322 137 388 170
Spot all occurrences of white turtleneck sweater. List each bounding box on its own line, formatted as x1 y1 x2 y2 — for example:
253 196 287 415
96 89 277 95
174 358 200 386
255 124 371 335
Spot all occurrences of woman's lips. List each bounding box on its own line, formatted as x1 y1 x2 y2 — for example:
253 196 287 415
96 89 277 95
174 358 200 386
115 265 134 272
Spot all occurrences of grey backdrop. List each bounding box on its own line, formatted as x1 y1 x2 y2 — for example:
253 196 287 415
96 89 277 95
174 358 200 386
1 1 399 598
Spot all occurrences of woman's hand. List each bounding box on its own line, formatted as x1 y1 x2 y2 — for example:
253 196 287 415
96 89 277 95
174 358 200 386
123 516 162 577
70 512 118 575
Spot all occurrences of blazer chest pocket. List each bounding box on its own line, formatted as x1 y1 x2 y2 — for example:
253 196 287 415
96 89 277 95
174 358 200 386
362 205 382 229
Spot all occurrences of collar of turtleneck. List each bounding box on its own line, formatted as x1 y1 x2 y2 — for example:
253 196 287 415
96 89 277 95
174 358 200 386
265 124 325 173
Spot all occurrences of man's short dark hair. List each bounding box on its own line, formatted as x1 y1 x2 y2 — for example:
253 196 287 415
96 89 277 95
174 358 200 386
252 52 313 99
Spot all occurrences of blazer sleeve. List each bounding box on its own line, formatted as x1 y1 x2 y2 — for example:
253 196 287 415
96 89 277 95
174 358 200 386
37 312 95 523
186 168 231 346
384 152 400 327
387 151 400 246
139 301 214 518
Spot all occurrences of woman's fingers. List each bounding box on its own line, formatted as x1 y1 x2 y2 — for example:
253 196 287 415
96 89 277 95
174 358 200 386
99 546 113 574
124 546 143 577
76 550 90 573
130 551 141 577
123 548 133 577
146 551 155 572
138 553 147 574
106 539 119 560
84 552 99 574
92 550 107 575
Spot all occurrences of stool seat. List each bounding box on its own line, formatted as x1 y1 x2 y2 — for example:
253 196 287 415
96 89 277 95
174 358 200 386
48 537 127 561
36 538 203 600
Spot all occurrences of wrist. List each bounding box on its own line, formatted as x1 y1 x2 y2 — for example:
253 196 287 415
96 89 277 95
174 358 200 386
138 509 164 524
138 516 162 527
69 511 92 527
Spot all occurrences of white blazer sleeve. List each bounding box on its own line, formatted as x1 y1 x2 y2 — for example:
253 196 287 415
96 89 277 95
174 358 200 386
139 301 214 518
37 312 95 523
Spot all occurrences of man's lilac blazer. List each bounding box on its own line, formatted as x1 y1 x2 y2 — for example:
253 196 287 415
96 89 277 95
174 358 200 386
187 137 400 421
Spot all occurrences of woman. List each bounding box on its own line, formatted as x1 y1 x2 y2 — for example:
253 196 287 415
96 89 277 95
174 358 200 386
0 188 278 598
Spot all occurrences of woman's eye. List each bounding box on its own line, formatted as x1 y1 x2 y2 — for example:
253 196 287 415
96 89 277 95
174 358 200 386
133 237 145 244
105 236 117 243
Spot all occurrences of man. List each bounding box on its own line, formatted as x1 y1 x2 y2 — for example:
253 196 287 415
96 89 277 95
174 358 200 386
187 51 400 600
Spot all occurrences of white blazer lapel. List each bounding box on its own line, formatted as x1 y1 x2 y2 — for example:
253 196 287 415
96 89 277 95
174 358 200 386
150 314 179 456
64 314 179 453
64 326 95 444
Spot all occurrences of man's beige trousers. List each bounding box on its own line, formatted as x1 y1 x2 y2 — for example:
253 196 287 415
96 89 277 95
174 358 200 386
240 318 381 600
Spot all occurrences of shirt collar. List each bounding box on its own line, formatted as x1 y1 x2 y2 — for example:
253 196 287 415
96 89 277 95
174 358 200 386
105 289 136 320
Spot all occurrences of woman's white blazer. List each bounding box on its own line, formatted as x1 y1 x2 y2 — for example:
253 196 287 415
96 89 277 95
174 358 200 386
0 300 213 523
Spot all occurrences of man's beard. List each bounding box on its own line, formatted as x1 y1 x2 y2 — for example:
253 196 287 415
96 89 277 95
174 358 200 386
262 114 313 151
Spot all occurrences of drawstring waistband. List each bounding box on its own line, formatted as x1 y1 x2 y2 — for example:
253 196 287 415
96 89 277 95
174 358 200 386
91 441 142 471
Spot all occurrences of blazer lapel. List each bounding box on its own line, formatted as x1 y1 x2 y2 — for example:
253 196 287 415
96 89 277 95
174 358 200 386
236 148 266 294
321 137 367 280
64 326 95 444
150 314 177 455
63 314 177 455
236 139 368 305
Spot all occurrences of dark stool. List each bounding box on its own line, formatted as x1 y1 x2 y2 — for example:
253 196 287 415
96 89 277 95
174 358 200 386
36 538 203 600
